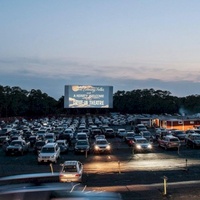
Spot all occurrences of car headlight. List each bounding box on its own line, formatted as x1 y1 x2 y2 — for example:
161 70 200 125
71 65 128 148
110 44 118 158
148 144 152 149
51 154 56 158
95 145 99 150
136 144 141 149
106 145 111 150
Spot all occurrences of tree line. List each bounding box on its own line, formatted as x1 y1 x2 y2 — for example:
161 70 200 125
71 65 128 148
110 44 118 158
0 86 200 118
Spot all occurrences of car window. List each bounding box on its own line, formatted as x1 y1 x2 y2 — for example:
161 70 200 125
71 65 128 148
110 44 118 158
42 147 55 153
170 138 179 142
77 141 88 145
63 165 77 172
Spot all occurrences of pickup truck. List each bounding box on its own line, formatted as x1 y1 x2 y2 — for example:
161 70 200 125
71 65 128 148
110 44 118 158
5 139 30 155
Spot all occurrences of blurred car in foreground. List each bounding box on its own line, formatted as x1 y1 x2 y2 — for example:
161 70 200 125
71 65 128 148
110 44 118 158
0 173 122 200
59 160 83 183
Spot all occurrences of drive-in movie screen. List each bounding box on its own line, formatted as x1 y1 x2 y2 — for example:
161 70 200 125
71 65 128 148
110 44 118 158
64 85 113 108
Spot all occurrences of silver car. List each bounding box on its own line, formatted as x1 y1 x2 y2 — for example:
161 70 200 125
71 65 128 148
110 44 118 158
132 137 153 153
59 160 83 183
93 138 111 154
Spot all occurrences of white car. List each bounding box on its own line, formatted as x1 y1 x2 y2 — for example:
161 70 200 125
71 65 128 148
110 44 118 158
38 143 60 164
117 128 127 138
59 160 83 182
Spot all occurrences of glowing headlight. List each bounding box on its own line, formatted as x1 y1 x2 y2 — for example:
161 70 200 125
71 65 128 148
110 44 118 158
106 145 111 150
95 145 99 150
148 144 152 149
136 144 141 149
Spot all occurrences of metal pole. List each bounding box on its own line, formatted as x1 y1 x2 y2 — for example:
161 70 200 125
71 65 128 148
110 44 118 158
50 163 53 174
118 161 121 174
186 159 188 170
163 176 168 195
178 145 180 155
85 150 88 158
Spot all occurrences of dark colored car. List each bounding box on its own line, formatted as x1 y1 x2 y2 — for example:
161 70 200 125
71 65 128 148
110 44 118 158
74 140 90 154
29 135 39 147
172 130 186 141
33 140 48 154
185 133 200 148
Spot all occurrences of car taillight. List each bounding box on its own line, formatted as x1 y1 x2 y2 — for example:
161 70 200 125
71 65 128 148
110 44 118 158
75 174 81 177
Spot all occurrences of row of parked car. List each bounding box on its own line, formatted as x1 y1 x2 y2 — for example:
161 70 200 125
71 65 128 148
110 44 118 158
120 124 200 152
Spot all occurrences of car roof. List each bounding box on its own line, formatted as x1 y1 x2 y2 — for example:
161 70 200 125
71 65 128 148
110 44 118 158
63 160 79 165
165 135 177 138
56 140 66 142
135 137 147 141
95 138 107 142
43 142 57 147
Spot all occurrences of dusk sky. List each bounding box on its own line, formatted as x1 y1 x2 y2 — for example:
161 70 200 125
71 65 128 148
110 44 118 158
1 0 200 100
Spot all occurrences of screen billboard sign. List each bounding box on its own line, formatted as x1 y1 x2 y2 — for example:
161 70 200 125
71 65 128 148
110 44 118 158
64 85 113 108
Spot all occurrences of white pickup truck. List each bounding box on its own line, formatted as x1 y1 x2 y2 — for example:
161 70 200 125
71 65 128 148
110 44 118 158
37 142 60 164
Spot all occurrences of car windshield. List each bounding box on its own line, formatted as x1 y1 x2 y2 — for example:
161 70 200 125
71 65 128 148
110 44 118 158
137 139 148 143
77 141 88 145
143 132 151 136
96 140 107 144
35 142 45 146
127 133 134 137
170 138 179 142
63 165 77 172
194 136 200 140
58 142 64 146
45 135 53 139
41 147 55 153
175 131 184 135
11 141 22 145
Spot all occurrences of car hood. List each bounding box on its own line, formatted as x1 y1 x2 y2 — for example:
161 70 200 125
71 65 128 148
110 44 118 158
7 144 22 149
39 152 56 156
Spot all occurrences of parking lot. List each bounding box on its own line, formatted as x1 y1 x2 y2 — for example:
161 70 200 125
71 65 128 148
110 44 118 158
1 116 200 199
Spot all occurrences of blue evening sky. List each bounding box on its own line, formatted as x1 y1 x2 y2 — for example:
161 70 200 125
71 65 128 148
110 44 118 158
0 0 200 100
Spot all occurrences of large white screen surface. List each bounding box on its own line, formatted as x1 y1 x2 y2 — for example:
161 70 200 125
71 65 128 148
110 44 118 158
64 85 113 108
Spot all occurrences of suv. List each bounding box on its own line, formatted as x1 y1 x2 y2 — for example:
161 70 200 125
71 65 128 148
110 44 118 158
158 135 181 150
38 142 60 163
93 138 111 154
